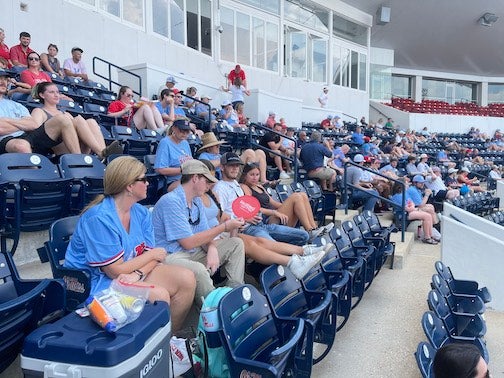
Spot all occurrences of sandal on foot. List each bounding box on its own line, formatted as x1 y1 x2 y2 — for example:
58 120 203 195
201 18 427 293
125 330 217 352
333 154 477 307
422 238 438 245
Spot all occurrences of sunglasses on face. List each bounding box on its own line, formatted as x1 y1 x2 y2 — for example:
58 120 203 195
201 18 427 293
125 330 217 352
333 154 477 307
134 177 148 184
28 57 40 61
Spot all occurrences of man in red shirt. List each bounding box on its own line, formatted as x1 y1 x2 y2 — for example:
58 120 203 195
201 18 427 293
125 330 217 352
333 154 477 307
227 64 247 89
10 32 34 67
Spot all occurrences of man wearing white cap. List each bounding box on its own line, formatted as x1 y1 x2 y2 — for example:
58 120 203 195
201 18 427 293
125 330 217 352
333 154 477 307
345 154 379 211
425 166 460 201
158 75 178 98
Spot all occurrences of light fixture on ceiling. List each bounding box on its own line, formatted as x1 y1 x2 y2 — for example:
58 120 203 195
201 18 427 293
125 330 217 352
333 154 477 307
479 12 499 27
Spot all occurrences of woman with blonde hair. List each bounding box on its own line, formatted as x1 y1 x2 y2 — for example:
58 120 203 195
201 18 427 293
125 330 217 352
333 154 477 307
64 156 196 331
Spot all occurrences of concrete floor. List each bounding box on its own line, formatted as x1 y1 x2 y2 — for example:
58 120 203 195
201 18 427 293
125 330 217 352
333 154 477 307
2 238 503 377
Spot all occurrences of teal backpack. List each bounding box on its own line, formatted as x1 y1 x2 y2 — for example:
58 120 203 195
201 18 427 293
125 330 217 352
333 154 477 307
197 287 232 378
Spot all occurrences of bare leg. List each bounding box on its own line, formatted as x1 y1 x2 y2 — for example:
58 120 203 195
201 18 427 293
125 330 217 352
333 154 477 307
5 138 32 153
145 264 196 332
72 115 106 156
133 105 159 130
150 104 165 129
408 210 433 239
45 113 81 154
250 235 304 256
274 193 317 229
238 234 291 265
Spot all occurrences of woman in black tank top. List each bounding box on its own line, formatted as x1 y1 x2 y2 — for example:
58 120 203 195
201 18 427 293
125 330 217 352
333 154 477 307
240 163 322 233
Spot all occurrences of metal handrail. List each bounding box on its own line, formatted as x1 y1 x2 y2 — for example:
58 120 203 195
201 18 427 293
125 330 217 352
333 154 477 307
248 123 298 182
343 160 406 242
180 93 211 131
92 56 142 96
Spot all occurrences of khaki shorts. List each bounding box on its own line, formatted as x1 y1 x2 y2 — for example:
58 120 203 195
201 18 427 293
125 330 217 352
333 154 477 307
308 167 334 181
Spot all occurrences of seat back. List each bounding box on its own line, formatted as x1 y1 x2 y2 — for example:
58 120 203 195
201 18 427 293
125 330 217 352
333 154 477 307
415 342 435 378
276 184 294 202
0 252 65 373
421 311 449 350
218 284 305 377
46 216 91 312
291 182 307 194
0 154 72 253
111 125 142 141
265 186 281 203
427 289 457 336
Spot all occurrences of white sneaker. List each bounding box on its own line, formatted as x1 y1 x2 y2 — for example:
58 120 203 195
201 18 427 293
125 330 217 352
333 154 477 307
308 226 325 241
323 222 335 234
288 251 326 279
279 171 290 179
302 244 324 256
323 242 335 254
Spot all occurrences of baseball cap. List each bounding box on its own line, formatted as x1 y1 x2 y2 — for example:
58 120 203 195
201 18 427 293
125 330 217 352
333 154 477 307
448 168 458 174
327 114 333 119
181 160 218 183
201 94 212 100
364 136 370 143
71 47 83 53
220 152 243 166
412 175 426 183
353 154 364 163
0 69 10 77
166 75 177 84
221 100 231 107
172 118 191 130
420 153 428 159
461 167 470 173
432 166 441 172
269 111 275 116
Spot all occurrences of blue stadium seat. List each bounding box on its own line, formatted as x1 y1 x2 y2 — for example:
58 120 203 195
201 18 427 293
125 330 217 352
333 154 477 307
58 154 106 212
434 261 491 304
0 252 65 373
414 341 435 378
275 183 294 202
218 285 309 377
427 289 486 338
43 216 91 312
0 153 72 255
57 99 84 116
260 264 335 364
431 274 485 315
421 311 489 363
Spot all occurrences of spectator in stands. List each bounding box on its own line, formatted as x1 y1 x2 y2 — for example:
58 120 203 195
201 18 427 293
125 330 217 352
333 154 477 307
320 114 333 130
221 76 250 109
173 89 203 136
390 179 439 244
345 154 379 212
200 159 328 280
417 153 434 176
31 82 122 159
433 343 489 378
158 75 177 98
152 159 246 307
361 136 373 156
360 116 368 126
330 143 350 175
265 111 276 128
240 161 330 238
40 43 64 77
318 86 329 108
213 152 309 246
366 157 392 203
489 164 503 182
183 86 198 109
5 68 31 99
384 117 394 130
10 31 33 67
108 85 165 132
195 94 216 130
333 115 344 129
235 102 248 125
227 64 247 89
13 52 52 101
297 130 308 148
425 166 460 201
445 168 462 189
155 88 175 125
154 118 193 191
197 131 269 184
0 69 82 155
0 28 12 67
64 156 195 332
457 167 485 193
375 118 384 132
219 100 239 128
63 47 88 82
348 125 364 146
300 130 336 191
379 157 400 179
437 147 456 168
406 155 422 176
260 122 291 179
407 175 440 227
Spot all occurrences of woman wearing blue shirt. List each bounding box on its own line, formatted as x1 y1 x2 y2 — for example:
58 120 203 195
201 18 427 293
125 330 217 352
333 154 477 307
65 156 196 331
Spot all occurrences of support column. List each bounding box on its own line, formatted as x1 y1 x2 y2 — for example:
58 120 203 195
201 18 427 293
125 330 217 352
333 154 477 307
412 75 422 103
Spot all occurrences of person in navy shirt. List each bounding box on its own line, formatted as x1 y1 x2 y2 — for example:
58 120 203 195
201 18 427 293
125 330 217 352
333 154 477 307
300 131 336 191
